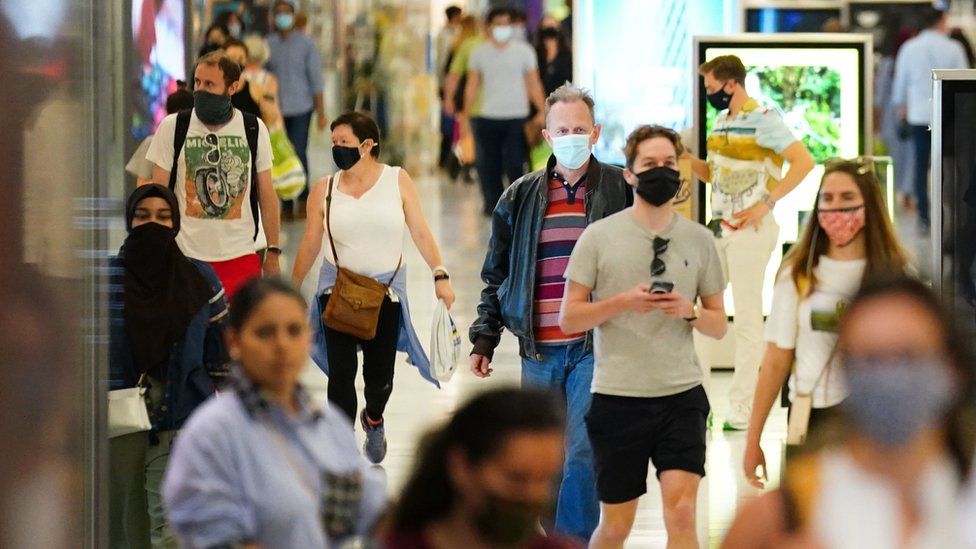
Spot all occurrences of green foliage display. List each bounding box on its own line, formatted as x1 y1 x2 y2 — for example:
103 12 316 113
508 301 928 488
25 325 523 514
705 65 843 162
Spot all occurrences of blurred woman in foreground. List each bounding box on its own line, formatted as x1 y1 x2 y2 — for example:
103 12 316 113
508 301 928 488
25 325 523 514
724 275 974 548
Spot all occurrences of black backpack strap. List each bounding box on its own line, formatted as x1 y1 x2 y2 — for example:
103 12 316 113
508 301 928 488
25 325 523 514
242 111 261 241
169 109 193 190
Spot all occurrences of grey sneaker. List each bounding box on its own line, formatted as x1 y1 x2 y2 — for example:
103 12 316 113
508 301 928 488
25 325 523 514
360 410 388 464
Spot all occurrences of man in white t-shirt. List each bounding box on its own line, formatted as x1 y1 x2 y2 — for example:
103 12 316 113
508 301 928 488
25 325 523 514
148 51 279 299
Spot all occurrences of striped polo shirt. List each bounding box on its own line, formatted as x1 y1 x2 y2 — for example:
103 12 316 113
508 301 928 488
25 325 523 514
534 173 587 345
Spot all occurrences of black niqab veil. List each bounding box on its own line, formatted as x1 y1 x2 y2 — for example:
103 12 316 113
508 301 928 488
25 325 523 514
121 184 212 379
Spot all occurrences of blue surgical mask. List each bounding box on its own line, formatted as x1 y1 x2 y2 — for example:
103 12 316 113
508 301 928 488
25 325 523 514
227 22 242 38
275 13 294 31
492 25 514 43
842 356 957 447
551 134 592 170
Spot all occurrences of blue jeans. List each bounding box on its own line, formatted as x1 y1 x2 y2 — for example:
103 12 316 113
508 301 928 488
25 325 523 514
283 110 313 203
521 341 599 541
911 124 932 227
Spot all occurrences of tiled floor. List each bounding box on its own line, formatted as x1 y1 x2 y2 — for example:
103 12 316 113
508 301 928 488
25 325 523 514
278 166 793 548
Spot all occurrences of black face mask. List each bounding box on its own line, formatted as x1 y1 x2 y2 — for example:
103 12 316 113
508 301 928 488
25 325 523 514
539 27 560 40
332 145 362 170
706 84 733 111
472 492 546 546
194 90 233 126
635 166 681 207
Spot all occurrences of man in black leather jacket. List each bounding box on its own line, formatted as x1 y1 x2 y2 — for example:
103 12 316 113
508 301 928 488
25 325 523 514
468 83 631 541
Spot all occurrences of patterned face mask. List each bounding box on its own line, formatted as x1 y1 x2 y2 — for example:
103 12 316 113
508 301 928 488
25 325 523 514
817 205 866 247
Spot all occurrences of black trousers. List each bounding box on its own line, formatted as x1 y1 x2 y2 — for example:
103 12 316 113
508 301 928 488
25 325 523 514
321 295 401 423
471 117 526 214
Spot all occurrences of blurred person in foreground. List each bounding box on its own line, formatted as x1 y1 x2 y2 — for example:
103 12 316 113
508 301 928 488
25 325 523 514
109 184 230 549
742 158 911 487
469 83 631 541
723 275 974 548
163 278 386 549
383 388 581 549
560 126 728 548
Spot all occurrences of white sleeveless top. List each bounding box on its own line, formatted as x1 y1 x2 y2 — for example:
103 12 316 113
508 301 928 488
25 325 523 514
323 165 406 279
811 450 961 548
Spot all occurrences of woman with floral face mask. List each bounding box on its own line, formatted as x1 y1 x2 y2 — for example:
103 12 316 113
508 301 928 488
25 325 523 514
724 275 974 548
741 159 911 489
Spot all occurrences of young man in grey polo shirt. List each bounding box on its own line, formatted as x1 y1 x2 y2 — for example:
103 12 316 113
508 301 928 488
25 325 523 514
560 125 728 548
462 6 546 215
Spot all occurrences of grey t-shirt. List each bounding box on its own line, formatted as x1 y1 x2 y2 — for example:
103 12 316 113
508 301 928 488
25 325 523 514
468 40 537 119
564 210 726 398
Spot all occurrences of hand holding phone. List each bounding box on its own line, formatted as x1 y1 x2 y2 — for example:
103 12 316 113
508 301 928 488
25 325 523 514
650 280 674 294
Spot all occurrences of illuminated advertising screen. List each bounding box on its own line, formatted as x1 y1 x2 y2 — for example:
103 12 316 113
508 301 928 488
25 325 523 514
695 35 871 314
575 0 737 166
131 0 186 142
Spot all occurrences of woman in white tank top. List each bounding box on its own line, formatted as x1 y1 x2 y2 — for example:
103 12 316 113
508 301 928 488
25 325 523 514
292 112 455 464
723 276 973 549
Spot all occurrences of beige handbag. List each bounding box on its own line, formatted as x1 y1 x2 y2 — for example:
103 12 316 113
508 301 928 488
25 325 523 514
108 374 151 438
786 348 835 446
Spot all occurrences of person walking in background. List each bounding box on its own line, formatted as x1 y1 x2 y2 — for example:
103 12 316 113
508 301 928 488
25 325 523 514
435 6 463 172
469 84 631 542
198 23 229 58
874 27 916 209
127 84 195 187
147 51 280 299
892 6 968 230
724 275 973 548
462 7 547 215
534 17 573 98
741 159 911 489
225 36 282 128
684 54 815 432
110 184 230 549
267 0 327 218
442 14 482 180
163 278 387 549
560 125 728 548
383 388 580 549
291 111 455 464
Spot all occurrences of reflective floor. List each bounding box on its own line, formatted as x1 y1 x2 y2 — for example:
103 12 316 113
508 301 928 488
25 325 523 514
277 164 789 548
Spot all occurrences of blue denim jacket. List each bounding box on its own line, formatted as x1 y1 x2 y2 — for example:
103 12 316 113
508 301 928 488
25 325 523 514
108 256 231 431
310 259 439 388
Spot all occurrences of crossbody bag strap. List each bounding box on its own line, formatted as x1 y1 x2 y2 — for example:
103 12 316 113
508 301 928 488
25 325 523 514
325 176 340 267
385 256 402 289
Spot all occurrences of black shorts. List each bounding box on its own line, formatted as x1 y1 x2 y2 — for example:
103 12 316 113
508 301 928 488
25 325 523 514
585 385 710 504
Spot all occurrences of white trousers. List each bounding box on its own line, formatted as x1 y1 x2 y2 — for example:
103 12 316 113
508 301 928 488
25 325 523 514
717 214 780 412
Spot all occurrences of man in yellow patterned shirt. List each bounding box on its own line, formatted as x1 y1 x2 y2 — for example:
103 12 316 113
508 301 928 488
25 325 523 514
684 55 814 431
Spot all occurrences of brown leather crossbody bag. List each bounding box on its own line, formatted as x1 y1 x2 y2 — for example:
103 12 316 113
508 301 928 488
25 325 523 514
321 176 401 340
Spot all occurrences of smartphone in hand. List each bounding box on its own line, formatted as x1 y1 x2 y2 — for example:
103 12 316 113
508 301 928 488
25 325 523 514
650 280 674 294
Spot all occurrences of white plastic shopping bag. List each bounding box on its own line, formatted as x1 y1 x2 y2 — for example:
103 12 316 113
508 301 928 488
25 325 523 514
430 299 461 382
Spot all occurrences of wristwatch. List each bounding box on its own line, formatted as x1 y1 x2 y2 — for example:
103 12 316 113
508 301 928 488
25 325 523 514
433 265 450 281
266 246 283 255
684 303 701 322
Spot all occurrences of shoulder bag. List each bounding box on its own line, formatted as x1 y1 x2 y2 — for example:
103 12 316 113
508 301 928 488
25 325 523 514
322 176 401 340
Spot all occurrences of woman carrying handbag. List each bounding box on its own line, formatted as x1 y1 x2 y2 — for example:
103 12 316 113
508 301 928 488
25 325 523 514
292 111 456 464
740 158 910 488
108 184 230 548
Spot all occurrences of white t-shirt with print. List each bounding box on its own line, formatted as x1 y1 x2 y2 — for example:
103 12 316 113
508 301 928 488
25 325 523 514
147 109 273 262
764 256 866 408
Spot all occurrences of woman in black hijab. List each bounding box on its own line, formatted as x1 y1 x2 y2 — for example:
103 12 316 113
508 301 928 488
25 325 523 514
109 184 231 548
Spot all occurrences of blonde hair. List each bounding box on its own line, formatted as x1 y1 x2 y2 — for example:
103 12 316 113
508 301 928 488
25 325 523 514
243 35 269 65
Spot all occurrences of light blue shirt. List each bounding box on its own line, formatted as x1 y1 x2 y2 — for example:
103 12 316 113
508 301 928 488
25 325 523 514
892 29 969 125
162 373 386 549
267 31 325 117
